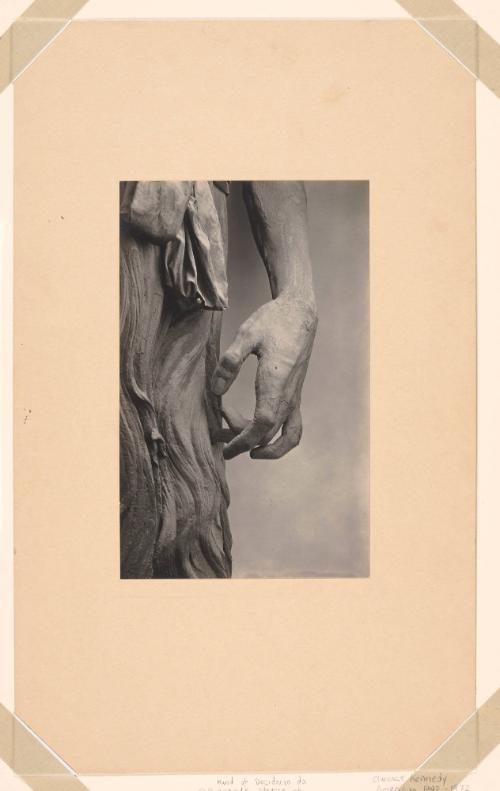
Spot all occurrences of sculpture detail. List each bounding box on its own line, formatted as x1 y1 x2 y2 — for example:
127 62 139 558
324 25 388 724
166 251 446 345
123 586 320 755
120 181 317 578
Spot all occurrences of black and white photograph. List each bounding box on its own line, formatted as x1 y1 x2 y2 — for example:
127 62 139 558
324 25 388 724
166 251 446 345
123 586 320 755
120 181 369 579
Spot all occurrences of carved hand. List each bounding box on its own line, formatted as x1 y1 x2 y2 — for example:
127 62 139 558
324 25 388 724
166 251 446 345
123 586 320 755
212 295 318 460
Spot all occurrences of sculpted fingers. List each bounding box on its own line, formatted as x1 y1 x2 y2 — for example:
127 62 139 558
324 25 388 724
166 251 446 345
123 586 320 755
221 406 251 435
212 427 236 443
221 357 298 459
222 404 277 460
257 398 293 446
212 406 251 444
211 324 254 396
250 407 303 460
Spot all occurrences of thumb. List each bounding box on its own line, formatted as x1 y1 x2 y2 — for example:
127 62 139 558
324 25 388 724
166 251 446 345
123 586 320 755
212 325 253 395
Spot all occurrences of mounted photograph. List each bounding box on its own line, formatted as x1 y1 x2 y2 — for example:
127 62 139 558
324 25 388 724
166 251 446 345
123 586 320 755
120 180 369 579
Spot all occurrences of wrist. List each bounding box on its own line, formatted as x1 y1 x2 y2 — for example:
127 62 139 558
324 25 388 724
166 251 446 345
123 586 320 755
276 290 318 327
278 282 316 311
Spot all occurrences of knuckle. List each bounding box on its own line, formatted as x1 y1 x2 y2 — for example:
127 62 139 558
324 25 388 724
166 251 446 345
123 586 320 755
254 409 275 430
220 350 241 373
232 434 251 452
238 322 253 344
278 397 291 413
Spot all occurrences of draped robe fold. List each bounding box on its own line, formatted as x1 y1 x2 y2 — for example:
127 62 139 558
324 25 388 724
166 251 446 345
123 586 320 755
120 181 232 578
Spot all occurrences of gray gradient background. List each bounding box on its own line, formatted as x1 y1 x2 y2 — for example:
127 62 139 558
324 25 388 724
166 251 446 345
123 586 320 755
221 181 369 578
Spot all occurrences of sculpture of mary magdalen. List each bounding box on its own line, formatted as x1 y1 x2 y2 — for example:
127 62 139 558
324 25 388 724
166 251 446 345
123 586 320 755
120 180 317 579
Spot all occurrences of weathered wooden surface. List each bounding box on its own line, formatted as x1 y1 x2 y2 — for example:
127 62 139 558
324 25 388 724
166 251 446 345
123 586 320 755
120 180 317 579
120 182 231 578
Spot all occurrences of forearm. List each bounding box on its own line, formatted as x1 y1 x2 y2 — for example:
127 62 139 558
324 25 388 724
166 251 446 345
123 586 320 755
242 181 316 313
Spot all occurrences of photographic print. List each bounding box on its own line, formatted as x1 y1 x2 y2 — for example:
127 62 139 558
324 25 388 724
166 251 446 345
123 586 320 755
120 180 369 579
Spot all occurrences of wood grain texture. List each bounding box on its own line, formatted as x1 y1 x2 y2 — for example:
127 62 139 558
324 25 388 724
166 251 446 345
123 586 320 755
120 182 231 578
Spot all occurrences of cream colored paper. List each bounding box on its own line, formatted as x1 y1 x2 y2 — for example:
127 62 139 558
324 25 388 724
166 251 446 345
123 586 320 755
14 20 476 774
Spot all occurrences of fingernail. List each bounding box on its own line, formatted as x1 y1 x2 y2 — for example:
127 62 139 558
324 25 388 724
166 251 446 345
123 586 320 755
212 376 225 395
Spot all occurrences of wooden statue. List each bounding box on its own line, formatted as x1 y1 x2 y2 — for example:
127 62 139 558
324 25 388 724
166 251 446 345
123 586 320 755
120 181 317 578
